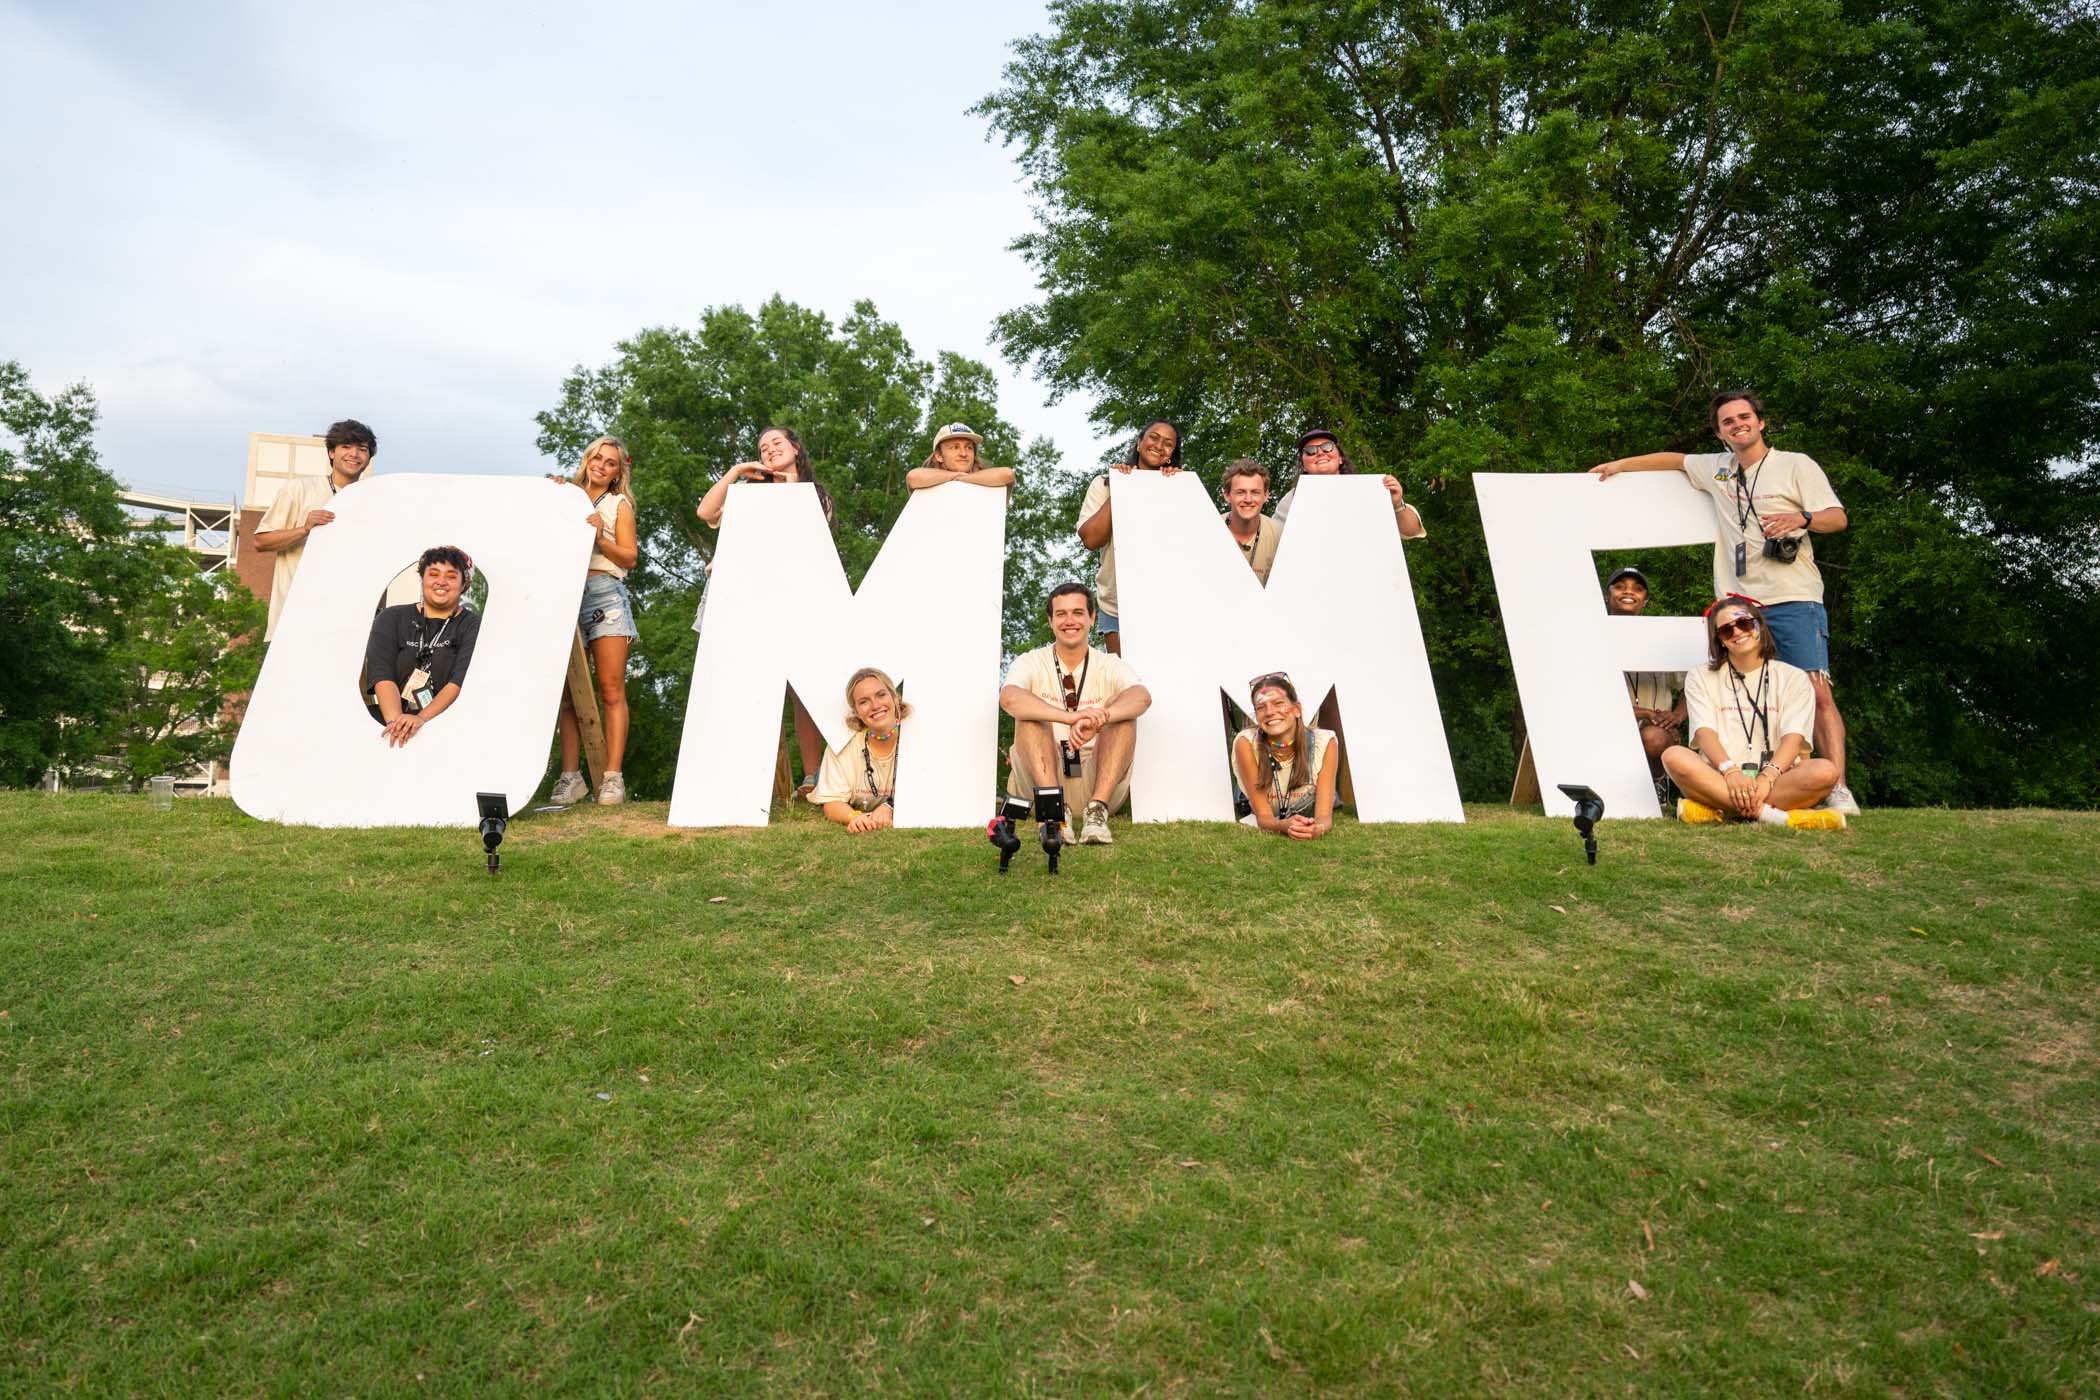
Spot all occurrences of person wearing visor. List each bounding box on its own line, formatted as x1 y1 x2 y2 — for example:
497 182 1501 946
1271 428 1425 539
1661 595 1844 828
1000 582 1152 844
1232 672 1339 839
365 546 482 749
1588 390 1857 814
1076 419 1183 655
809 666 910 833
907 422 1015 491
1605 566 1686 792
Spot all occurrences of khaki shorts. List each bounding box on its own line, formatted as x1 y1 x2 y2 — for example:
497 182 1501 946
1007 742 1130 815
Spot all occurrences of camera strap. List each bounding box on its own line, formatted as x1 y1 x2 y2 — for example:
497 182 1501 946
413 607 455 666
1726 663 1773 766
1730 450 1766 539
1053 649 1091 765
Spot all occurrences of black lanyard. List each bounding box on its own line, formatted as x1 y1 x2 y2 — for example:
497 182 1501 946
1726 664 1772 765
413 608 455 666
1730 450 1767 537
860 732 896 808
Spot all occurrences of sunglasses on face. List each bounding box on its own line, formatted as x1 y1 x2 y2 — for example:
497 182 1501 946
1300 441 1339 458
1715 616 1761 639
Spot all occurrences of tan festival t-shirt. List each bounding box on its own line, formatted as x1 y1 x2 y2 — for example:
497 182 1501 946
255 473 341 641
1627 671 1682 713
1077 473 1120 616
1003 643 1141 753
1682 660 1815 768
808 729 897 812
1682 449 1842 607
1222 512 1283 584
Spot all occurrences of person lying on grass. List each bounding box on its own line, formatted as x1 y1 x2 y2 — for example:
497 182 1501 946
809 666 908 833
1232 671 1339 840
1662 595 1845 828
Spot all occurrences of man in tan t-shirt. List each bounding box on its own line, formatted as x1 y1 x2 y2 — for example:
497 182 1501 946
1220 458 1283 584
1587 391 1858 815
252 418 377 641
1001 582 1153 845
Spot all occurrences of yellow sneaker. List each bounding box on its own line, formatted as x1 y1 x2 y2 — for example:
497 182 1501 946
1786 808 1847 831
1677 798 1724 824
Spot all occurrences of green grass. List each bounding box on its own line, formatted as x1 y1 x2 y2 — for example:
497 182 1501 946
2 793 2095 1395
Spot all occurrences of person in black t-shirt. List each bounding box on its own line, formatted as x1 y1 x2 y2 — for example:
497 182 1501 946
365 545 483 748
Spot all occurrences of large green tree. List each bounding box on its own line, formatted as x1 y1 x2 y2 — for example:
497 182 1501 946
537 297 1079 798
0 362 163 783
93 567 265 789
980 0 2100 804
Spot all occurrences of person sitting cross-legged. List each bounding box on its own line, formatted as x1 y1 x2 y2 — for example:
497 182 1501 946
1662 594 1845 829
1000 582 1152 845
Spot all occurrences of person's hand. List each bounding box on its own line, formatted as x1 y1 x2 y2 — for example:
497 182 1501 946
1752 772 1776 811
304 508 336 529
1160 464 1182 476
1761 509 1809 538
1110 462 1134 474
382 712 424 748
1722 765 1761 817
1284 814 1321 840
1589 460 1626 480
1068 707 1106 745
1382 474 1405 508
546 472 568 483
731 461 775 482
846 805 893 833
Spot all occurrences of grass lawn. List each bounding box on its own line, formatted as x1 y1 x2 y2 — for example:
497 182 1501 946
1 792 2095 1395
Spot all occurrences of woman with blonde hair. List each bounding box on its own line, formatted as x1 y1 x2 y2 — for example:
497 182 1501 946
548 435 640 805
1232 672 1339 839
809 666 912 832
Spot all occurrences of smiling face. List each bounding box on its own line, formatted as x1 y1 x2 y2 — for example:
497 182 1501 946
421 560 464 613
1048 590 1093 648
1712 604 1762 662
1607 577 1650 615
936 437 977 471
1224 472 1269 522
1134 423 1178 469
756 429 800 478
1251 684 1299 737
329 441 371 483
1714 398 1766 457
1298 436 1342 476
851 676 896 731
584 443 624 490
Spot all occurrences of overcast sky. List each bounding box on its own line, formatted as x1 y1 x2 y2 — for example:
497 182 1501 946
0 0 1105 503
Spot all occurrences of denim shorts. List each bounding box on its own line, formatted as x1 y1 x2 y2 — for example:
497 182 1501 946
579 572 639 642
1762 600 1830 676
1095 610 1119 635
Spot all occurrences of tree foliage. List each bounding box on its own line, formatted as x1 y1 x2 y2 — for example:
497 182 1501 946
536 298 1081 798
980 0 2100 804
95 567 265 788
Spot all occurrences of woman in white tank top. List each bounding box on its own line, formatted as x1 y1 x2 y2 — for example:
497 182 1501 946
547 435 639 806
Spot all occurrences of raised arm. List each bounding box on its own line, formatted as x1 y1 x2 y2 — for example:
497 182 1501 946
696 463 762 527
1000 685 1070 726
1589 452 1687 479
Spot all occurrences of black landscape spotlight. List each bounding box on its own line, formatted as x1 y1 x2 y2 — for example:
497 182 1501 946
1035 786 1067 875
987 795 1028 873
477 791 509 874
1557 783 1605 866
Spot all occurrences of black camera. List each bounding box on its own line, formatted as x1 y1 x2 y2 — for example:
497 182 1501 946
1059 740 1082 778
1762 533 1803 564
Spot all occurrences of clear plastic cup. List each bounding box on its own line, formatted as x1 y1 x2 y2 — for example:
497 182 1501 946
149 775 175 810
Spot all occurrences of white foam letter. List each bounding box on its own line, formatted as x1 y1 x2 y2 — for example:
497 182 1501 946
667 483 1006 827
1474 472 1713 818
1111 472 1463 822
232 475 593 827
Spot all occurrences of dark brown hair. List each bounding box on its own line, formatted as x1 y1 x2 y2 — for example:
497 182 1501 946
325 419 377 458
1709 390 1766 433
1045 581 1095 619
1704 595 1779 670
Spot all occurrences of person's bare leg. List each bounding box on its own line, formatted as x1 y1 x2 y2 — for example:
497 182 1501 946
591 635 631 773
557 691 581 772
1641 724 1675 771
1103 631 1122 656
1012 720 1063 790
1769 758 1838 810
1810 674 1847 782
1090 720 1136 804
1662 747 1733 808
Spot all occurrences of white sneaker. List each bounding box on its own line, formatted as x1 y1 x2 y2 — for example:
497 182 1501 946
1823 782 1860 815
597 772 626 806
549 771 588 805
1078 799 1112 845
